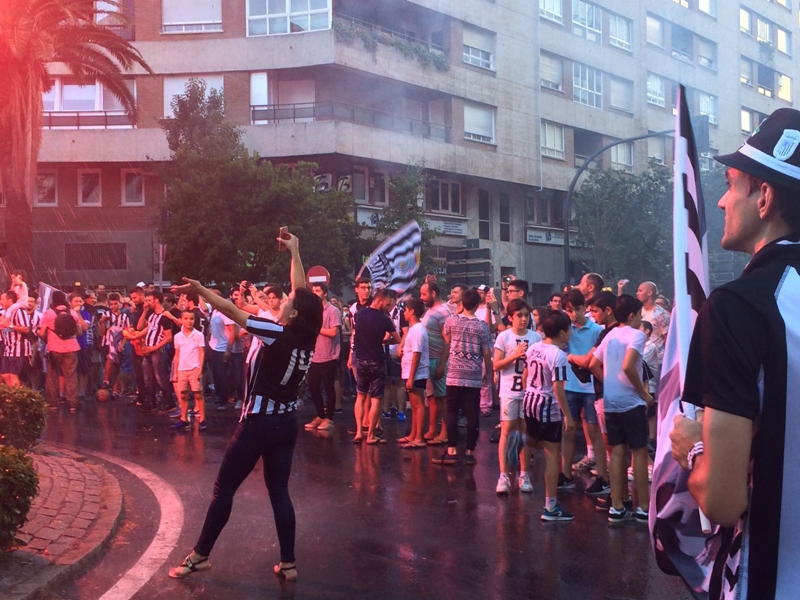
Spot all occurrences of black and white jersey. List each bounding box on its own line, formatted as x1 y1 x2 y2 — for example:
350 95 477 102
683 235 800 600
102 312 130 348
240 316 313 419
144 310 171 347
522 341 568 423
3 307 31 357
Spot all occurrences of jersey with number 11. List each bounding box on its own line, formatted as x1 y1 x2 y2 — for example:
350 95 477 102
495 328 542 399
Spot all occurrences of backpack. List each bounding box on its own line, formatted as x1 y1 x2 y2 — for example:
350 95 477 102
53 307 78 340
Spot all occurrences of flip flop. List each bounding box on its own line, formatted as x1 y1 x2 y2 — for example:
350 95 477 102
168 554 211 579
402 441 427 449
427 438 447 445
396 436 411 444
366 437 387 445
352 437 363 444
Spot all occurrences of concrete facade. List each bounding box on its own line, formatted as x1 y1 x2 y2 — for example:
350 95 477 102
27 0 799 301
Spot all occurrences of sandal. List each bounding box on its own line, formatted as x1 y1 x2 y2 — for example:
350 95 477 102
402 441 426 449
168 553 211 579
352 436 363 444
427 438 447 446
396 436 411 444
366 437 386 445
274 562 297 581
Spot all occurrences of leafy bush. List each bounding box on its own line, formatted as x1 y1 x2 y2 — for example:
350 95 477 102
0 386 47 451
0 445 39 550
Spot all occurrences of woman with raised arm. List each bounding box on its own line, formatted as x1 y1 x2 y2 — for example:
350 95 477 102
168 232 322 582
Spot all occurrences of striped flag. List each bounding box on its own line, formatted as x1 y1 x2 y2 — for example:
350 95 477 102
358 221 422 294
649 85 713 599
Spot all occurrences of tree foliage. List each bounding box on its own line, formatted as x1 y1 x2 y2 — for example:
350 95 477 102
157 79 361 294
702 166 750 288
573 162 673 294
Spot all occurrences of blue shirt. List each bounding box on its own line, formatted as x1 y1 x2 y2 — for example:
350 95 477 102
565 318 602 393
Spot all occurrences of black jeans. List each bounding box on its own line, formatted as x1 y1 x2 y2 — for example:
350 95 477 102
446 386 481 451
195 413 299 562
307 359 337 419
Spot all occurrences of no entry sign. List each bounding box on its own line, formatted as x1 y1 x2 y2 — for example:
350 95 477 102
306 265 331 286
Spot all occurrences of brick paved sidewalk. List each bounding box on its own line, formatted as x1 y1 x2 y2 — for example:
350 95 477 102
0 445 123 600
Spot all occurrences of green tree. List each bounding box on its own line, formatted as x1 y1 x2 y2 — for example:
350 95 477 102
702 166 749 288
157 79 360 293
366 162 438 284
0 0 151 274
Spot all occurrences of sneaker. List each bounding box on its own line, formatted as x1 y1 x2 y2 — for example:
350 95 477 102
431 452 458 465
585 476 611 496
396 411 406 422
381 411 392 420
316 418 334 431
595 496 633 513
198 420 208 431
168 408 182 419
234 400 243 410
541 505 575 522
608 507 635 523
304 417 322 430
518 473 534 493
557 473 575 490
634 507 649 523
572 455 596 471
464 454 476 466
496 473 511 495
171 420 190 430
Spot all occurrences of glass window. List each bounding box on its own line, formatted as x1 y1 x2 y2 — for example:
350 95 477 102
248 0 329 36
741 109 754 134
646 15 663 47
573 62 602 108
779 74 792 102
122 171 145 206
740 57 753 85
162 0 222 33
698 0 715 16
609 14 632 51
611 143 633 172
499 194 510 242
463 27 494 70
777 27 790 55
758 63 775 97
372 172 387 205
79 170 102 206
739 9 751 34
163 75 223 117
35 172 58 206
540 0 563 23
353 168 367 203
698 92 718 125
540 121 565 159
610 77 633 112
464 103 495 143
478 190 491 240
101 78 134 111
42 82 56 111
647 73 666 106
756 18 771 44
648 136 665 165
540 53 563 90
536 196 550 225
62 79 97 111
463 46 493 70
572 0 601 43
698 38 716 70
672 0 688 7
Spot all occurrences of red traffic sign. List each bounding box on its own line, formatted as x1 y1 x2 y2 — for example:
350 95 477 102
306 265 331 286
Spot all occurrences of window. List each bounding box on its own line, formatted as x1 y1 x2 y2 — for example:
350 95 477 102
758 63 774 97
610 77 633 112
353 166 367 202
250 72 269 123
573 62 602 108
277 79 315 122
647 136 665 165
540 53 563 90
698 38 717 70
62 79 97 110
698 0 715 16
671 25 693 62
698 92 718 125
248 0 330 37
162 0 221 33
122 170 144 206
739 8 751 34
463 27 494 70
163 75 223 117
672 0 688 7
41 77 135 128
35 172 58 207
540 121 565 159
611 143 633 172
572 0 601 43
646 15 663 47
78 170 102 206
779 74 792 102
536 195 550 225
741 108 768 134
65 243 127 270
740 57 753 85
609 14 632 51
499 194 511 242
464 103 495 143
428 180 462 215
371 172 388 205
777 27 790 55
756 18 771 44
647 73 666 106
540 0 562 23
478 190 491 240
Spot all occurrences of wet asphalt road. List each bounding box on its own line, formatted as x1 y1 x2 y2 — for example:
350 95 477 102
41 398 693 600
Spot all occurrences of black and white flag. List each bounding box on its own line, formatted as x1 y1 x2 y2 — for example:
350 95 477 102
358 221 422 294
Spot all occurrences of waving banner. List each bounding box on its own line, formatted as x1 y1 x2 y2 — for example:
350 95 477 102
358 221 422 294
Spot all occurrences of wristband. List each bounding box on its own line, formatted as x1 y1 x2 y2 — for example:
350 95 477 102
686 440 704 471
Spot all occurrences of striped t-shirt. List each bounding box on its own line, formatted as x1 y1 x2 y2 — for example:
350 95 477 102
443 314 492 388
523 341 568 423
3 307 32 357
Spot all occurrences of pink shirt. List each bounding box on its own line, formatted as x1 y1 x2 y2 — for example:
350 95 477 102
40 306 81 353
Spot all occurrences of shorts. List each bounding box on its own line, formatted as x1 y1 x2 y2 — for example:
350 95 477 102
425 359 447 398
176 367 202 393
595 399 606 434
566 391 598 424
1 356 25 375
525 416 562 444
355 359 387 399
605 405 648 449
386 354 401 380
404 378 427 392
500 397 523 421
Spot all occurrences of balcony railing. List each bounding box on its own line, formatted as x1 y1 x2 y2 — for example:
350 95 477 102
102 24 135 40
250 101 450 142
332 13 444 52
42 111 134 129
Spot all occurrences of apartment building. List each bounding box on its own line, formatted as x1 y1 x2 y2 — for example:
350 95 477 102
29 0 798 300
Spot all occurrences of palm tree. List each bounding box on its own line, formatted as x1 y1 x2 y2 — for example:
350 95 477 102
0 0 152 274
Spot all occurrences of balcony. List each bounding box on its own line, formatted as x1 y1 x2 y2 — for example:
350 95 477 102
42 111 134 129
332 13 444 53
250 101 450 142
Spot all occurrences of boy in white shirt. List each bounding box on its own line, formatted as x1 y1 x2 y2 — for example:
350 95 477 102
493 299 541 494
523 310 574 521
590 295 653 524
397 299 429 448
172 310 207 431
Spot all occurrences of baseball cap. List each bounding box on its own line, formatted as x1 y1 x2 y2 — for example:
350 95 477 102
476 284 490 292
715 108 800 190
135 281 146 288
